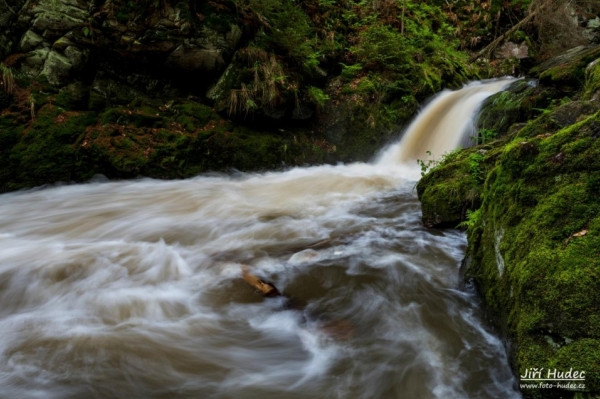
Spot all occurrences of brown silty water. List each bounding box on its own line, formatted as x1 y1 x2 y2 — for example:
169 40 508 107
0 79 521 399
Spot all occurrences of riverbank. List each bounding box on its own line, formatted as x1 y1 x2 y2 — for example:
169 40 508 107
417 44 600 399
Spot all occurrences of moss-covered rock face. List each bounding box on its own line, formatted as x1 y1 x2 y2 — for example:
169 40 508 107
416 148 485 227
0 97 333 192
477 79 557 139
5 105 325 192
419 48 600 398
469 109 600 399
531 45 600 94
0 0 485 189
584 57 600 101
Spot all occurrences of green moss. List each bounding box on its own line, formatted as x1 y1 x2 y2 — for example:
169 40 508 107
416 145 507 227
175 101 213 123
535 46 600 93
583 59 600 101
417 149 480 227
4 107 97 190
464 112 600 395
100 108 161 128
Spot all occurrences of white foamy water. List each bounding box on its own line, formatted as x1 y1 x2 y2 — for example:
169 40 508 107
0 80 521 399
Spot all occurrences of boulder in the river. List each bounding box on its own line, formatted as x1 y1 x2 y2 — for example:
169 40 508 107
416 149 486 228
288 249 320 264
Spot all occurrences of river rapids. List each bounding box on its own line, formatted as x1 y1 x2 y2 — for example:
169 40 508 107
0 80 521 399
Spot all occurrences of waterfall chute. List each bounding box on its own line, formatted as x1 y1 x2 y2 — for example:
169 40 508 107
376 78 515 166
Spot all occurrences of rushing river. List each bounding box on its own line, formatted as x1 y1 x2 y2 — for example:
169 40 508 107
0 80 521 399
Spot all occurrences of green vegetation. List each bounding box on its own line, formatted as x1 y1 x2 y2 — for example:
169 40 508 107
468 110 600 397
0 98 333 191
416 147 483 227
208 0 475 124
472 128 498 145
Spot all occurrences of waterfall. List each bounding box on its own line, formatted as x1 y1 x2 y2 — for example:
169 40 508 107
0 80 521 399
376 79 515 165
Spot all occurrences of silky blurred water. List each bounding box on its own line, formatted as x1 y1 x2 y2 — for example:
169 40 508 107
0 80 521 399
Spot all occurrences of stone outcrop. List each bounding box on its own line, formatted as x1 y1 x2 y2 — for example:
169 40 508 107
0 0 337 192
418 48 600 398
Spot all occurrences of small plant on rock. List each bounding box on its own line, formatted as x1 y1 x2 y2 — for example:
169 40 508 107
417 150 437 177
0 64 15 95
471 128 498 144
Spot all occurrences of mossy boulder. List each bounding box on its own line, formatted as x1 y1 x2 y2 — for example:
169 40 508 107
583 57 600 101
40 47 89 87
466 110 600 398
416 149 485 227
531 45 600 94
477 80 557 139
418 61 600 396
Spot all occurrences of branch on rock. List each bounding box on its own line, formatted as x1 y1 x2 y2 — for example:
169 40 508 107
468 9 538 62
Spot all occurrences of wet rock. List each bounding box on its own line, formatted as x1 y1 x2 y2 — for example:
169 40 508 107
52 36 75 51
584 57 600 100
164 25 239 72
531 44 600 93
416 149 481 228
531 45 590 74
207 60 241 106
494 41 528 60
549 101 600 129
318 76 405 162
477 80 555 138
0 0 28 59
40 46 89 86
30 0 88 33
19 30 44 52
225 25 242 49
21 48 51 78
289 249 320 264
165 44 225 72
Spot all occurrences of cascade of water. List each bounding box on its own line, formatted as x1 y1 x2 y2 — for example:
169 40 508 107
376 79 515 166
0 80 521 399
